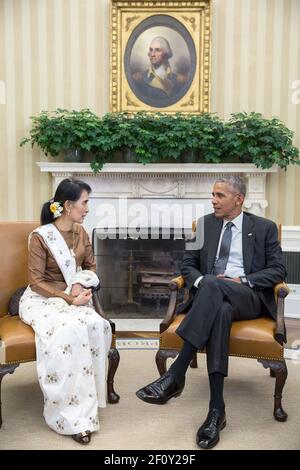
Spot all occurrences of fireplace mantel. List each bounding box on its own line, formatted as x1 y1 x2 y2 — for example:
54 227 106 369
37 162 278 233
37 162 278 176
37 162 300 321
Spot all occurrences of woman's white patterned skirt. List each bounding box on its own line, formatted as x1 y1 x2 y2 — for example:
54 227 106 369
19 286 112 435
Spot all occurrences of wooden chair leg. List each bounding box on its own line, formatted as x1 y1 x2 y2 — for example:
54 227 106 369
155 349 179 376
190 354 198 368
272 360 288 421
258 359 288 422
270 368 276 378
0 364 19 428
107 348 120 404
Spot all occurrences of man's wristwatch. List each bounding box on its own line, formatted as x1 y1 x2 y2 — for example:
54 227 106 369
239 276 250 286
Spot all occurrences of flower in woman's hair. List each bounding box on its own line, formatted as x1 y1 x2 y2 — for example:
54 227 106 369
50 201 63 219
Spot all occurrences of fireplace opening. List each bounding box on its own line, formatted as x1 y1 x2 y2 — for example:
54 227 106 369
93 228 190 318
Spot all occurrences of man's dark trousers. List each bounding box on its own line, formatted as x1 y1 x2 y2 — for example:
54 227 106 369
176 275 262 376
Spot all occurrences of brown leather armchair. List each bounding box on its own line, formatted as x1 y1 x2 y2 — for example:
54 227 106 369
156 225 289 422
0 222 120 428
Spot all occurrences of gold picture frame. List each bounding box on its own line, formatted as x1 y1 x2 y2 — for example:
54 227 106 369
110 0 211 114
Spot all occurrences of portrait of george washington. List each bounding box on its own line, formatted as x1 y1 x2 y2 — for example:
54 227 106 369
124 15 197 108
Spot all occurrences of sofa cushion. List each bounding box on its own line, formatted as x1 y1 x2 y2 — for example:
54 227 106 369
8 287 27 316
160 314 283 361
0 315 35 364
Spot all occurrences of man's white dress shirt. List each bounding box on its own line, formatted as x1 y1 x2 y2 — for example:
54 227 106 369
194 212 246 288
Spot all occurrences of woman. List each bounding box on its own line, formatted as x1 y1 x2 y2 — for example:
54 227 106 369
19 178 112 445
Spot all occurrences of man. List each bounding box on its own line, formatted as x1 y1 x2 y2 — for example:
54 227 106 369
132 36 185 100
136 176 286 449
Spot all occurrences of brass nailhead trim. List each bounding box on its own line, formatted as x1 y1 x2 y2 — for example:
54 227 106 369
159 347 283 362
0 357 36 366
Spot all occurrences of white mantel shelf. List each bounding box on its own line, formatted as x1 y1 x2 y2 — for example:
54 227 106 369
37 162 278 175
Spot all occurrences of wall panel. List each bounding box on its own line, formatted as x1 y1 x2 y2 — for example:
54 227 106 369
0 0 299 223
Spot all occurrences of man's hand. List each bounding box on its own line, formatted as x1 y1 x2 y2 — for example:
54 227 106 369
216 274 241 284
72 289 92 306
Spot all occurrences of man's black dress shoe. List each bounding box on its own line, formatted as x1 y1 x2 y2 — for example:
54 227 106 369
196 408 226 449
136 372 185 405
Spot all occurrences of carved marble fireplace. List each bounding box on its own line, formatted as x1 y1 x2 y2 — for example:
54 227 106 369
38 162 278 319
38 162 277 236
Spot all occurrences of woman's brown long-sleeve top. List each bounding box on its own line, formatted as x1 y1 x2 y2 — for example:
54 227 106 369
28 223 96 305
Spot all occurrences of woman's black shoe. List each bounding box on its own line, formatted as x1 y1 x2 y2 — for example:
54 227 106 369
72 430 92 445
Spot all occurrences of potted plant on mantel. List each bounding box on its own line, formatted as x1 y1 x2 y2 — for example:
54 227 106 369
20 108 102 162
158 112 224 163
91 112 224 168
21 109 299 171
93 112 164 167
222 112 299 169
91 111 299 171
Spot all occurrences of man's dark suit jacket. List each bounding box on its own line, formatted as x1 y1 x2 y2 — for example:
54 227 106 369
179 212 287 320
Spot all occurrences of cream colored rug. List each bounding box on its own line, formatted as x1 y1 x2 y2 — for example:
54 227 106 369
1 350 300 450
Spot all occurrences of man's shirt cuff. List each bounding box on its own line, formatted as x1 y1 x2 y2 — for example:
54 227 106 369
194 276 203 288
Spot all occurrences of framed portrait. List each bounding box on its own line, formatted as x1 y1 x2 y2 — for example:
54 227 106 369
110 0 211 114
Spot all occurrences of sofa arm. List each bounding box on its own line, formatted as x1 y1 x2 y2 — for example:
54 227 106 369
274 282 289 345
